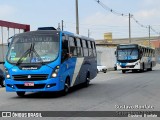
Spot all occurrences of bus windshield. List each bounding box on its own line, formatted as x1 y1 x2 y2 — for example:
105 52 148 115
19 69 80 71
7 32 59 64
117 49 138 61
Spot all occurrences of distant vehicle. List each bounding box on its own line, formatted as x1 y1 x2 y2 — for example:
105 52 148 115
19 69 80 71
97 65 107 73
0 69 5 87
115 44 156 73
4 27 97 97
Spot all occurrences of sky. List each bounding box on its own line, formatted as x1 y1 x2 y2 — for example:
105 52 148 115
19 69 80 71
0 0 160 40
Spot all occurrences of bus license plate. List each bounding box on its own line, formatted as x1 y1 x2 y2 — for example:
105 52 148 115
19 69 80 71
24 82 34 86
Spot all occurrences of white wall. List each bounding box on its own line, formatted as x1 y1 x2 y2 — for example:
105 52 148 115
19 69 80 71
97 47 116 68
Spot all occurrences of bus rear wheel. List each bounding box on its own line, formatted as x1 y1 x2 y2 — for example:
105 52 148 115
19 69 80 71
148 63 152 71
84 73 90 87
16 92 25 97
150 64 152 71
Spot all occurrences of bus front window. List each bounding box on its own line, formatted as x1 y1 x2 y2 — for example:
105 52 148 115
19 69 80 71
7 32 59 64
117 49 138 61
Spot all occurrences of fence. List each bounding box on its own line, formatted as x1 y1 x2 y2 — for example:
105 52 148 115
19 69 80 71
0 20 30 63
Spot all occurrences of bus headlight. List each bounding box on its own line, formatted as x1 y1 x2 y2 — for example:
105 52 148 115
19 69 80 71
5 68 11 79
51 73 57 78
51 66 60 78
6 74 10 79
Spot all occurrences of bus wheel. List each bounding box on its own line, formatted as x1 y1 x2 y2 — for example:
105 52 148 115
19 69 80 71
141 63 145 72
97 69 99 73
16 92 25 97
0 78 5 87
84 73 90 87
122 70 126 74
62 78 70 95
148 63 152 71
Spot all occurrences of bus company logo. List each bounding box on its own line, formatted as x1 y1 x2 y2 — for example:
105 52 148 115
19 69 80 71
12 69 17 72
28 75 31 79
2 112 12 117
22 67 38 70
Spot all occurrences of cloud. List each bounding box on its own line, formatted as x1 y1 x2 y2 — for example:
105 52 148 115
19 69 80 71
0 5 16 19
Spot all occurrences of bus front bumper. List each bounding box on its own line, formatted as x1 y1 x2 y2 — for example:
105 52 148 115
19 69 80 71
5 77 65 92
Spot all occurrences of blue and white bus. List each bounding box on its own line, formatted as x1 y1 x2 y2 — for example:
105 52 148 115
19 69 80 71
115 44 156 73
4 27 97 96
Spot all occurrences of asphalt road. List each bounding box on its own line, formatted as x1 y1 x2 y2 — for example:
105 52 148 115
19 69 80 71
0 65 160 120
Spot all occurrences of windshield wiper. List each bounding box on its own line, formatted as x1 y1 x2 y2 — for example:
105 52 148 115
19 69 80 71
32 45 54 70
130 49 134 55
16 44 33 65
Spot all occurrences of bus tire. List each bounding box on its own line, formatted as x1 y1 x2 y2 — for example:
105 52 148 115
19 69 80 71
0 78 5 87
62 77 70 95
148 63 152 71
84 73 90 87
16 92 25 97
122 70 126 73
141 63 145 72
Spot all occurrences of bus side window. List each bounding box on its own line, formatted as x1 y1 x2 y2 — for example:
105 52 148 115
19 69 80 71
92 41 96 57
140 50 143 58
76 38 83 57
62 36 69 62
88 41 92 56
143 48 146 57
82 39 88 57
69 37 77 56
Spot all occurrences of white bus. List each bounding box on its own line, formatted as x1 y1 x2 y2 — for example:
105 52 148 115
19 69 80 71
115 44 156 73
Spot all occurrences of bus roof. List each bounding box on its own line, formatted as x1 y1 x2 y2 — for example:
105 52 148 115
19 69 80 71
117 44 155 49
37 27 94 41
15 26 94 41
61 31 94 41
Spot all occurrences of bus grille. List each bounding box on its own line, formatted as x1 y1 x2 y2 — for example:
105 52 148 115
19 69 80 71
12 74 48 81
121 65 135 68
15 84 45 89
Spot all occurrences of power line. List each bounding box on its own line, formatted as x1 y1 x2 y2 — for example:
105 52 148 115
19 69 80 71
94 0 160 35
132 16 148 28
94 0 128 16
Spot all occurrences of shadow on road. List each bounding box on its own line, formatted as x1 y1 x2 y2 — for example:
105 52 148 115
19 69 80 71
10 84 95 99
118 69 159 74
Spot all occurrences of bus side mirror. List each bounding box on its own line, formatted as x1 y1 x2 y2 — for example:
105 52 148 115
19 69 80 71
8 42 10 47
8 36 13 47
115 51 117 56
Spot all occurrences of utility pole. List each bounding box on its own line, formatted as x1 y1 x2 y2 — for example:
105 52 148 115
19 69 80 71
57 23 61 31
129 13 131 43
61 20 64 31
7 27 9 43
88 29 90 37
1 27 4 61
149 25 151 47
76 0 79 34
